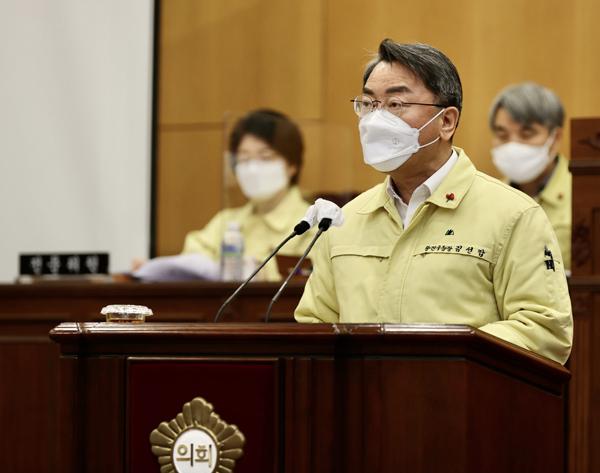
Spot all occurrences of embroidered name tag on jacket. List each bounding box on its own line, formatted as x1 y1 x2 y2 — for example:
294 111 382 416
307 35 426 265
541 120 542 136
417 244 493 263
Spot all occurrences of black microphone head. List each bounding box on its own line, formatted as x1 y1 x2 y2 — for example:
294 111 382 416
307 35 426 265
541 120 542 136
318 218 332 231
294 220 311 235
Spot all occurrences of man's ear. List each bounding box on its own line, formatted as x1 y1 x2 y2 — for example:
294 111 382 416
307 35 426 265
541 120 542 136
551 126 563 154
286 163 298 181
440 107 459 142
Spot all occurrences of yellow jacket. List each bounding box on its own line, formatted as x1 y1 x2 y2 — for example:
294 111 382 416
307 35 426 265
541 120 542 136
182 186 316 281
295 148 573 364
535 154 571 271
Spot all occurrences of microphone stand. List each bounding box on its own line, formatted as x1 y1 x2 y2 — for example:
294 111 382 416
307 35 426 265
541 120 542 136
265 218 332 323
214 221 310 323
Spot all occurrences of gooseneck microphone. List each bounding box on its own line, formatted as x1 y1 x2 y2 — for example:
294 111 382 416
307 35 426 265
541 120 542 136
264 218 332 323
214 220 311 323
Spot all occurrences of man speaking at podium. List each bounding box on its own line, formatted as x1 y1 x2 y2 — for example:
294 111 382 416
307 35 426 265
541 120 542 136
295 39 573 365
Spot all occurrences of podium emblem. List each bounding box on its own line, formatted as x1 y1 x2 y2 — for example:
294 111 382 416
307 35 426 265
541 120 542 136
150 397 245 473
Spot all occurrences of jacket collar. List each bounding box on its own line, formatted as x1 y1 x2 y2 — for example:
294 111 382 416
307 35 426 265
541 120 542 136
537 154 568 208
357 147 476 215
251 186 304 232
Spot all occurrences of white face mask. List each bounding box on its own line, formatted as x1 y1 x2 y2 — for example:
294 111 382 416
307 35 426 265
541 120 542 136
235 160 289 201
492 131 556 184
359 108 446 172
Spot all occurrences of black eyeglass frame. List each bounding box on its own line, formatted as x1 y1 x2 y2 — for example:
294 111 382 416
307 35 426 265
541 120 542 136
350 95 445 117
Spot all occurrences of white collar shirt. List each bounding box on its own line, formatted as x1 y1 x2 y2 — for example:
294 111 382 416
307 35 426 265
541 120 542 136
386 149 459 229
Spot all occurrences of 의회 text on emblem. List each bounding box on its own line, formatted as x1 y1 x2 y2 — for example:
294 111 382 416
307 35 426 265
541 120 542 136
150 397 245 473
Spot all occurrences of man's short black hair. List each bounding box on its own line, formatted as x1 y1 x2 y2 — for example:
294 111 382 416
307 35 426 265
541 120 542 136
364 39 463 121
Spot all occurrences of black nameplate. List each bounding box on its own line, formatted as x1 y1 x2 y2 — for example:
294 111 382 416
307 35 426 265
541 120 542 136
19 253 109 275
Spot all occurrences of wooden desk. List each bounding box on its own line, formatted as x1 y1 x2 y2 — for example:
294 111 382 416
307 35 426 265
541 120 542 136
0 281 302 473
0 280 304 323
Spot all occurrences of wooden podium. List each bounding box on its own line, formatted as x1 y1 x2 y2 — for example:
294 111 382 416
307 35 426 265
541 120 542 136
50 322 569 473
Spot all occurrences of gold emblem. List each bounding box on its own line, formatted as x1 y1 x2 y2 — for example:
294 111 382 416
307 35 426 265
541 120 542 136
150 397 245 473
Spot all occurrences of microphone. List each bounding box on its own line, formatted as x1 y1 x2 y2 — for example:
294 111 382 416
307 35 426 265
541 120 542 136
213 219 311 323
264 200 345 323
264 218 332 323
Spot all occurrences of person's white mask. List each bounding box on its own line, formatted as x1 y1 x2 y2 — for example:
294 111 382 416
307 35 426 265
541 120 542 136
359 108 446 172
492 131 556 184
235 160 289 201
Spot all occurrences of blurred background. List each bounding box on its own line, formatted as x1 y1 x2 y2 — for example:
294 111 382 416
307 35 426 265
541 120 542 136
1 0 600 280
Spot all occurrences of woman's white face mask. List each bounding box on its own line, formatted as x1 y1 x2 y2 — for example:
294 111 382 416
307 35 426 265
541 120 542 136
358 108 446 172
235 160 289 202
492 131 556 184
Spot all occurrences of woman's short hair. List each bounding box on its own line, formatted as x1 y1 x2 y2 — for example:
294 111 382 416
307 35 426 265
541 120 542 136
229 109 304 185
489 82 564 131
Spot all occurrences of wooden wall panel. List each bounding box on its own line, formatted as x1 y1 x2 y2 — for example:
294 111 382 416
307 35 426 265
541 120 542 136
298 121 359 195
156 0 600 256
158 0 323 124
567 118 600 471
156 127 223 256
156 0 325 256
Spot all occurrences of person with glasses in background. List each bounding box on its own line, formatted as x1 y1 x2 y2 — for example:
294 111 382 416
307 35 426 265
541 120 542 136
295 39 572 365
134 110 316 282
490 83 571 273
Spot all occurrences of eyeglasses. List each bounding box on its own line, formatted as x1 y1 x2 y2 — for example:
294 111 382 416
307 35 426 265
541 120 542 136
230 149 284 169
351 95 444 117
235 151 279 164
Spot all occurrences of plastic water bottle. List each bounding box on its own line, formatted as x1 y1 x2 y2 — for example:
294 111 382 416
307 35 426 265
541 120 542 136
221 221 244 281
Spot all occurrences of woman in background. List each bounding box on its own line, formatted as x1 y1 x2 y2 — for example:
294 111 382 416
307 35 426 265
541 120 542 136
179 109 315 281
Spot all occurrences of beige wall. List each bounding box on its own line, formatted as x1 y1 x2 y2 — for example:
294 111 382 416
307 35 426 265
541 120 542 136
156 0 600 256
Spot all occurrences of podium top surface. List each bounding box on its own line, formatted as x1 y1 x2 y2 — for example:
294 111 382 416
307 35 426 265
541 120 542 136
50 322 570 391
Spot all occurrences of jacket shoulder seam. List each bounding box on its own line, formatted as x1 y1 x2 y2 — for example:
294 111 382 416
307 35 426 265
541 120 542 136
492 206 542 266
474 172 540 209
